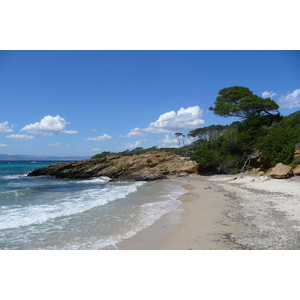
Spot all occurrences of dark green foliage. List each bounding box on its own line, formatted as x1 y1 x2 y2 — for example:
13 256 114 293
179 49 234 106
190 133 245 174
209 86 279 118
256 111 300 165
91 151 113 159
188 111 296 174
290 157 300 168
236 113 283 150
188 124 228 143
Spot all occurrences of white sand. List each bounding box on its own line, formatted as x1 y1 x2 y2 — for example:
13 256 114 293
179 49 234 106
117 174 300 250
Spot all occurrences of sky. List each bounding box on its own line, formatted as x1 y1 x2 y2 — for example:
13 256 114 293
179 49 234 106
0 50 300 157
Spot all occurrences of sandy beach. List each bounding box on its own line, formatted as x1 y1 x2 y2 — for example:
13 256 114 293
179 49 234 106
117 173 300 250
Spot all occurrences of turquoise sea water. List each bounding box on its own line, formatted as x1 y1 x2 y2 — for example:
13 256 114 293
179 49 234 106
0 161 185 249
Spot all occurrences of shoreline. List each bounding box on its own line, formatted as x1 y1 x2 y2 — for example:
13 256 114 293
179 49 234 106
117 173 300 250
117 174 246 250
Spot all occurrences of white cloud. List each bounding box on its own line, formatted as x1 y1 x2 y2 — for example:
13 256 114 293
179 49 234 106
120 128 147 138
159 134 179 148
0 121 14 133
49 143 70 147
91 148 101 151
123 140 143 150
6 134 35 141
146 106 205 133
20 115 78 136
158 134 192 148
0 144 8 147
86 134 112 141
262 91 277 98
278 89 300 108
63 130 78 134
123 106 205 137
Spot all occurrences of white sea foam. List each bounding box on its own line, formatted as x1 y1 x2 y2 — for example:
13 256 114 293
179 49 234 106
1 174 27 180
73 176 112 184
0 188 36 199
94 185 185 250
0 181 144 230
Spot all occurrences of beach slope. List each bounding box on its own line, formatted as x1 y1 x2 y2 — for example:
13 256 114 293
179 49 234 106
118 174 300 250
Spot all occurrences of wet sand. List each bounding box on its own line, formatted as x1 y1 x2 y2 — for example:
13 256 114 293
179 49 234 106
117 173 300 250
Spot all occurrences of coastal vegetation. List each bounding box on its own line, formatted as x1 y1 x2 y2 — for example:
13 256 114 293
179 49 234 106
92 86 300 175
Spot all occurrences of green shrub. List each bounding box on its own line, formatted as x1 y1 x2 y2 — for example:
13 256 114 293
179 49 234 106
290 157 300 168
256 111 300 165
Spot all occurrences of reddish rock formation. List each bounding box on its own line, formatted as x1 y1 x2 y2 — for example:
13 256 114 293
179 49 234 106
27 151 199 181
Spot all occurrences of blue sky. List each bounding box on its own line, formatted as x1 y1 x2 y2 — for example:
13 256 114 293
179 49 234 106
1 50 300 157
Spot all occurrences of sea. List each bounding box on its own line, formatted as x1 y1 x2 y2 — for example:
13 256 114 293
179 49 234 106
0 160 186 250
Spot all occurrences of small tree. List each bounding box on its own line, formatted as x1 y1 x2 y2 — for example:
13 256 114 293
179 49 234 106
175 132 185 147
209 86 279 118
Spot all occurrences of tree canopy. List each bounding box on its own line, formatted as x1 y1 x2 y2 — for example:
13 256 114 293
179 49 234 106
209 86 279 118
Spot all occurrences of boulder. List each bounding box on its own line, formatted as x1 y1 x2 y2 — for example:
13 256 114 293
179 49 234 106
269 163 293 179
294 144 300 158
293 165 300 176
27 151 199 181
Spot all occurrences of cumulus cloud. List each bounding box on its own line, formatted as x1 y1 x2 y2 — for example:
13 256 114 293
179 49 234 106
0 121 14 133
120 128 147 138
146 106 205 133
86 134 112 141
6 134 35 141
20 115 78 136
262 91 277 98
0 144 8 147
123 106 205 137
278 89 300 108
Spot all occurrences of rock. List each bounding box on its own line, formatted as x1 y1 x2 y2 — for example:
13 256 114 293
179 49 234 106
294 144 300 158
265 168 273 176
249 153 272 170
249 167 261 175
293 165 300 176
269 163 293 179
27 151 199 181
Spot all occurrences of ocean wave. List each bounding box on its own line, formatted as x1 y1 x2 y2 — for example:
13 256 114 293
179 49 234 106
0 188 37 199
94 186 185 250
69 176 112 184
1 174 27 180
0 181 144 230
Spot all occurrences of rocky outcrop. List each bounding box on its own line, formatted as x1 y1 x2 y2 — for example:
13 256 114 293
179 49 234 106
27 151 199 181
269 163 294 179
293 165 300 176
249 153 272 170
294 144 300 158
